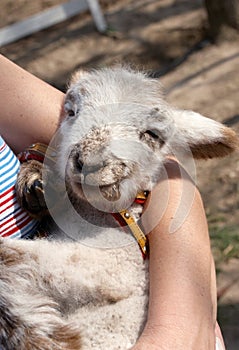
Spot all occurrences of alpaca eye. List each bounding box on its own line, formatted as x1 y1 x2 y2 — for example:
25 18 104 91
64 98 79 118
140 129 165 148
68 109 75 117
145 130 159 139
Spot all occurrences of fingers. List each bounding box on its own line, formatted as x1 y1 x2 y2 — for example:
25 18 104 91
216 337 225 350
215 322 226 350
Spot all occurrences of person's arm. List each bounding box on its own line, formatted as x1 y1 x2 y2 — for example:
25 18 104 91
0 55 224 350
0 54 65 153
132 159 224 350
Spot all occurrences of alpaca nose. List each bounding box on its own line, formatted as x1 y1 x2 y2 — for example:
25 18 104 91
75 159 84 172
75 158 103 175
82 163 103 175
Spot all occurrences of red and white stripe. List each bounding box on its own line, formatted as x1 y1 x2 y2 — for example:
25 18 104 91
0 136 38 238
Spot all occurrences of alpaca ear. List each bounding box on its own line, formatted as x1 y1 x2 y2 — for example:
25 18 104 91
64 69 88 117
64 88 82 117
172 109 239 159
64 70 88 117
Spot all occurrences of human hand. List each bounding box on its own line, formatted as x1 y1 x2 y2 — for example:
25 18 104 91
131 322 225 350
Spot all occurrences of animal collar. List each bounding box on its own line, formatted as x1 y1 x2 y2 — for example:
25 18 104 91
18 143 57 165
18 143 149 257
111 192 149 258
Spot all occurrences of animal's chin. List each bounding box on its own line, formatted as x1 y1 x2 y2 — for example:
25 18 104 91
69 177 141 213
99 183 121 202
71 180 121 203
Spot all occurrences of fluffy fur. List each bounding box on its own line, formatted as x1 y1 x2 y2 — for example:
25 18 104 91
1 67 238 349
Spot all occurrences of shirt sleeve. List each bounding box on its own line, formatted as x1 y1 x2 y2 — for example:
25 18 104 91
0 135 38 238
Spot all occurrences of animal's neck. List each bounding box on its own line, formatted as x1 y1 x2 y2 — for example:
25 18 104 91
54 185 144 249
46 186 128 248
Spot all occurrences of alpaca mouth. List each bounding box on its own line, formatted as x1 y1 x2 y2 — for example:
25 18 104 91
67 157 123 202
72 179 121 202
99 183 121 202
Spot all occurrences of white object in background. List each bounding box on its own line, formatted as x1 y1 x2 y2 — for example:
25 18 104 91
0 0 107 47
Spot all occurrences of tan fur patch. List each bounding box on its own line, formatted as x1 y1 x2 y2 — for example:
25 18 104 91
51 324 82 350
191 126 239 159
222 127 239 150
22 324 82 350
80 127 110 160
0 241 25 267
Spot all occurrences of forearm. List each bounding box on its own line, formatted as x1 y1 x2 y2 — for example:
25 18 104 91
135 161 217 349
0 54 65 153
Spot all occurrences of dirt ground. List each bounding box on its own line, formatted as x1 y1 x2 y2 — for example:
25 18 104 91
1 0 239 348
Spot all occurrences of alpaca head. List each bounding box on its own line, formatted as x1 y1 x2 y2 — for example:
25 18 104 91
57 67 238 212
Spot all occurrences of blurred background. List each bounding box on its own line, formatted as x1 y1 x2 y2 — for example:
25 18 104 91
1 0 239 348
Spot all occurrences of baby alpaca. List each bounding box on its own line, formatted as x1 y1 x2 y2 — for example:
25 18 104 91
0 67 238 350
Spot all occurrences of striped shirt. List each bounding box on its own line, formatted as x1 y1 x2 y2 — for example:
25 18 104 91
0 135 38 238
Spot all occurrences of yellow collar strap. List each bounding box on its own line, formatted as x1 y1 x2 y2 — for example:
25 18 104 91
118 209 148 257
113 191 149 258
